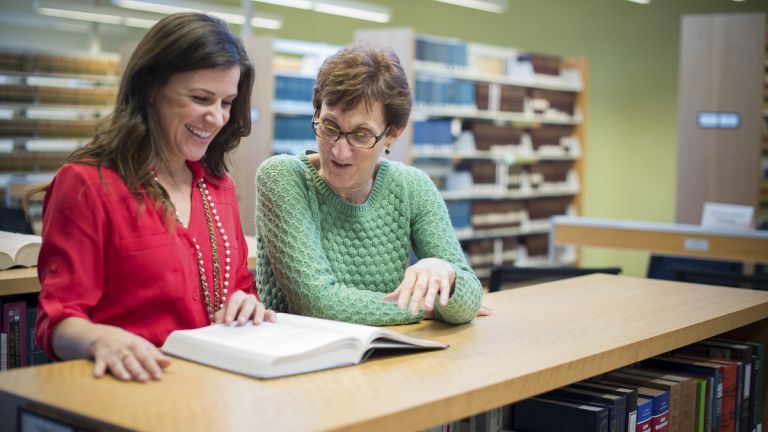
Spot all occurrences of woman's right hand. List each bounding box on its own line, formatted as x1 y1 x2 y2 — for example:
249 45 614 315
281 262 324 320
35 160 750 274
52 317 171 383
89 325 172 382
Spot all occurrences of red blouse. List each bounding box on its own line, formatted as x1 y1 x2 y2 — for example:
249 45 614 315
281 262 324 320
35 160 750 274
36 161 256 358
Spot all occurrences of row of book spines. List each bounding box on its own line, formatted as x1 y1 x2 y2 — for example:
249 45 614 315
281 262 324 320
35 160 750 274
274 115 315 141
414 79 577 111
415 37 564 77
0 49 120 76
274 76 315 103
0 84 116 105
1 298 50 371
452 336 765 432
0 119 99 137
447 198 572 230
413 119 576 146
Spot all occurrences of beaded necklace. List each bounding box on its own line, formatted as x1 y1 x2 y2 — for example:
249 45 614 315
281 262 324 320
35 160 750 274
154 176 231 324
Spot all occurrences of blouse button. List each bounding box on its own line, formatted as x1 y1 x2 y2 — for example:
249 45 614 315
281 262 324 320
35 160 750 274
50 263 58 271
189 247 195 254
193 293 199 301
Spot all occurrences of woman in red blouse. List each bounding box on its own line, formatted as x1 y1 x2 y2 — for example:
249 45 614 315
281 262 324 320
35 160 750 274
35 13 274 382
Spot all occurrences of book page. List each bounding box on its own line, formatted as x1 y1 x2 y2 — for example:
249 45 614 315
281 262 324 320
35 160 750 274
166 320 358 361
0 231 41 269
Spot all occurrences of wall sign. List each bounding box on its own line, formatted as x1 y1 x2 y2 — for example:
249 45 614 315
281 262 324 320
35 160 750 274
697 111 740 129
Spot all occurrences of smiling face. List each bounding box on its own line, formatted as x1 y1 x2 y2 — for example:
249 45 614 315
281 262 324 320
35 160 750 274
153 65 240 168
314 100 401 204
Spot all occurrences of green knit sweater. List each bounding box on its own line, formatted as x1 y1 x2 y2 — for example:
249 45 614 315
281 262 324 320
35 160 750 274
255 152 483 325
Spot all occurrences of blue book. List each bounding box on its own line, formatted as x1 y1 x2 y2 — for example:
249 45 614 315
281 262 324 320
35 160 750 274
637 396 654 432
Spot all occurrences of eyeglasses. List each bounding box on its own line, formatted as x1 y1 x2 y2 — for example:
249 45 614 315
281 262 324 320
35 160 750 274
311 120 389 149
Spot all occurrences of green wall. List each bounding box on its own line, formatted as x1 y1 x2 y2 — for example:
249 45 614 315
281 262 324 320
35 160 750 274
247 0 766 276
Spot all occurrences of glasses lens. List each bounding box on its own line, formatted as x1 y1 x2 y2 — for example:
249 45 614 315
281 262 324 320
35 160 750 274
315 122 339 141
348 131 374 148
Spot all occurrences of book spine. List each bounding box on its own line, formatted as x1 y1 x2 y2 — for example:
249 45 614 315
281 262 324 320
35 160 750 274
4 301 27 369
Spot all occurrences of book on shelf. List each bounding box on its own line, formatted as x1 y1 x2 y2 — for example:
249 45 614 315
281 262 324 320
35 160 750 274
602 371 681 432
2 300 27 370
673 353 738 432
573 381 638 432
512 397 610 432
712 337 765 432
619 367 698 432
0 231 41 270
600 380 669 432
542 386 626 432
641 356 724 432
160 312 447 379
637 396 654 432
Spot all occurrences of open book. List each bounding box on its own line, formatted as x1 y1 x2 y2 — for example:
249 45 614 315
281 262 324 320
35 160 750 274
161 313 447 379
0 231 41 270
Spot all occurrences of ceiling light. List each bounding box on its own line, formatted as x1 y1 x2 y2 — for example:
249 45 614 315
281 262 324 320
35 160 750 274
113 0 283 29
624 0 651 3
37 0 160 28
253 0 391 23
432 0 508 13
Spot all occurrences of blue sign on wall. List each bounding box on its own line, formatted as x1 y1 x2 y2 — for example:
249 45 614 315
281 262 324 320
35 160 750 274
697 112 740 129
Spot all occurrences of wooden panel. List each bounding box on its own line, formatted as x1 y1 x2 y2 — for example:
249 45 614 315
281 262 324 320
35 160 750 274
230 35 274 236
1 274 768 431
676 13 765 224
553 220 768 262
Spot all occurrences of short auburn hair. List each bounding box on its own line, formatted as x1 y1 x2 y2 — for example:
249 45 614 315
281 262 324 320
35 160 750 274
312 44 412 132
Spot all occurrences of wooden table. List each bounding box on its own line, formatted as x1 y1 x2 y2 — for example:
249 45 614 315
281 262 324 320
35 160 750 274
0 257 257 297
550 215 768 264
2 274 768 431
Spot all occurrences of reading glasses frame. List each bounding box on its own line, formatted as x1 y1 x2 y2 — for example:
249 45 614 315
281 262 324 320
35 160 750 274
311 120 390 150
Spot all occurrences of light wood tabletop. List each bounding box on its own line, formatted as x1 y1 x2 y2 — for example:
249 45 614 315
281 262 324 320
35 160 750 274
2 274 768 431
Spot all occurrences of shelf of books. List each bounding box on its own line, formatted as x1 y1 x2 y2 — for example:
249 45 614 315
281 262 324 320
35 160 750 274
760 23 768 228
354 29 586 285
271 39 341 157
0 47 119 218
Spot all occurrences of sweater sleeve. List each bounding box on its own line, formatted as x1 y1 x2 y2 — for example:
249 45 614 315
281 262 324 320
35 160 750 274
255 156 421 325
407 168 483 324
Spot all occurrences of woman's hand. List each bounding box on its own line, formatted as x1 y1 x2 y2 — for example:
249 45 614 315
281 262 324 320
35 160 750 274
213 290 277 325
383 257 456 315
89 325 171 382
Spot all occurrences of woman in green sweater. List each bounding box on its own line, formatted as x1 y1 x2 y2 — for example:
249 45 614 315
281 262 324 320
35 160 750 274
255 44 486 325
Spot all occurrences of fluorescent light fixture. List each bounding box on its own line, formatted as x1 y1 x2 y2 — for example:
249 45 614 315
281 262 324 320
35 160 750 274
255 0 313 9
37 0 161 28
253 0 391 23
432 0 507 13
113 0 283 29
624 0 651 3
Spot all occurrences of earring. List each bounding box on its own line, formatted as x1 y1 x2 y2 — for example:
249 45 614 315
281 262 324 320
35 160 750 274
384 146 391 155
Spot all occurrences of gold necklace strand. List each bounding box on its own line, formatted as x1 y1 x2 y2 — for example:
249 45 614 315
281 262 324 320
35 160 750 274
198 180 223 318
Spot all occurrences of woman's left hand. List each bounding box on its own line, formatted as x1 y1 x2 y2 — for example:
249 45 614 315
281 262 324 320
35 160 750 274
213 290 277 325
383 257 456 316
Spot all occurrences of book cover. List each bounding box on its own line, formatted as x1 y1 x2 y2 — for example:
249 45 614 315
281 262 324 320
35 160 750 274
642 356 723 432
603 371 680 432
621 367 698 432
711 337 762 432
0 231 41 270
600 380 669 432
512 397 610 432
674 354 737 432
637 397 654 432
160 313 447 379
574 381 638 432
542 386 626 432
3 300 26 369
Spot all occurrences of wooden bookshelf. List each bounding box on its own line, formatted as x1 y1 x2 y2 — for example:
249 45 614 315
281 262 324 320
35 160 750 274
352 29 586 280
1 274 768 431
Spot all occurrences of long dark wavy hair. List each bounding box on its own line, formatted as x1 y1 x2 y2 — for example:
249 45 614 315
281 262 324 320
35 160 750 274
40 13 254 219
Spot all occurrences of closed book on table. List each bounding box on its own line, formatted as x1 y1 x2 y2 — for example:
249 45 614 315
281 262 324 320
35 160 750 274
574 381 638 432
512 397 609 432
621 367 698 432
604 371 680 432
542 386 626 432
642 356 724 432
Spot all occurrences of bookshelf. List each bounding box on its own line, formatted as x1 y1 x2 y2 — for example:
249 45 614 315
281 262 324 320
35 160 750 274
353 28 587 283
0 47 119 210
1 274 768 431
761 17 768 227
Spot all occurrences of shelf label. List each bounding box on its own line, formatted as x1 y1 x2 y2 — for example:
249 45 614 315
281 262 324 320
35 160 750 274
683 237 709 252
697 112 740 129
